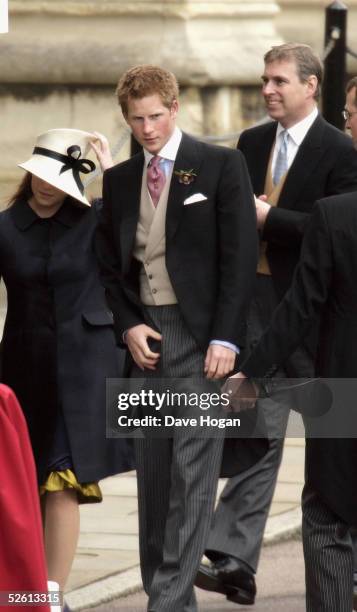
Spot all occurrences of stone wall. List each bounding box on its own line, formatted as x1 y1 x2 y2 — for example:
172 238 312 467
277 0 357 74
3 0 357 203
0 0 281 203
0 82 268 206
1 0 354 308
5 1 280 84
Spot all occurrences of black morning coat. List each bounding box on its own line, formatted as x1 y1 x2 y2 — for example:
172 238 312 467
0 198 134 484
238 114 357 299
96 133 259 352
242 193 357 525
96 132 268 476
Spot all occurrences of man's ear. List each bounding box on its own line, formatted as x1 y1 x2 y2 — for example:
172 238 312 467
306 75 318 98
170 99 179 118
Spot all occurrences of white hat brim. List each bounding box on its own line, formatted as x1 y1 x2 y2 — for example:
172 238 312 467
19 156 91 207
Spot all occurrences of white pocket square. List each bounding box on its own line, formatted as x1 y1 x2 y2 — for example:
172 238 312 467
183 193 208 205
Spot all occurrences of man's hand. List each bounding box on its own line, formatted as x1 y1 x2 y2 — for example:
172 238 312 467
90 132 114 172
255 194 271 230
222 371 258 412
204 345 236 380
126 324 162 371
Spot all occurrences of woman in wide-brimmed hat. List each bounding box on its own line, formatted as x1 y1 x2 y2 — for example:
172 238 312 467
2 129 133 594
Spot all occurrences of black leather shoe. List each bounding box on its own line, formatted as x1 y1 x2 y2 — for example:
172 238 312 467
195 555 256 605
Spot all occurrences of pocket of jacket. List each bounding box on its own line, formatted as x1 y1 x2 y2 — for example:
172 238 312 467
82 310 114 327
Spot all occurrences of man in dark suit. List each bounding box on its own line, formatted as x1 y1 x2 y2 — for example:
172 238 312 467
345 76 357 145
95 65 258 612
234 192 357 611
196 43 357 606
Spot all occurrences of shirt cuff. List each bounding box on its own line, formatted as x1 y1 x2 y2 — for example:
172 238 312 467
209 340 240 354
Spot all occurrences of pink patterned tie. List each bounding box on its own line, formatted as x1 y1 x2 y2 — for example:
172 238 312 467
147 156 166 207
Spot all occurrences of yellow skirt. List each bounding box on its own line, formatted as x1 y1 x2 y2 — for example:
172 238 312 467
40 469 102 504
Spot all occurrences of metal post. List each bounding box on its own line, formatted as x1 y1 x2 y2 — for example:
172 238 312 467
322 1 348 130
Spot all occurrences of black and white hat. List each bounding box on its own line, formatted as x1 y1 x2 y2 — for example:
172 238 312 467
19 128 96 206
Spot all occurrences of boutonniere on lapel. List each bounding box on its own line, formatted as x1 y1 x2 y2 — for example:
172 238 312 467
174 169 197 185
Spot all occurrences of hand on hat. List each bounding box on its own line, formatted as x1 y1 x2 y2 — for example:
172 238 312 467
90 132 114 172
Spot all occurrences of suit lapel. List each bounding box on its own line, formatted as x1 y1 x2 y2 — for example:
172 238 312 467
252 123 277 195
166 133 203 241
278 115 325 209
119 135 204 257
119 152 144 271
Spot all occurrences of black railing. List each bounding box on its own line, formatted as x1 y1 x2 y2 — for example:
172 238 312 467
322 1 348 130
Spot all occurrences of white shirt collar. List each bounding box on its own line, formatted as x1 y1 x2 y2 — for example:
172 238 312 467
144 126 182 166
276 106 318 146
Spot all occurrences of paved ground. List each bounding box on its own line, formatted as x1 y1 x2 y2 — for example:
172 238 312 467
86 539 306 611
65 436 305 610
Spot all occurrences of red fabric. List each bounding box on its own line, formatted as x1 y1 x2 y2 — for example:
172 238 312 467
0 384 50 611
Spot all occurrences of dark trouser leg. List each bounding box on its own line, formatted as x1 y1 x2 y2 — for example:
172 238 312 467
206 392 289 570
140 434 223 612
206 433 285 571
133 305 224 611
206 275 313 571
303 484 354 612
134 437 172 595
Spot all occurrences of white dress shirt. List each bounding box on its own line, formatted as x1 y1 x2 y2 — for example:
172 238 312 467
272 106 319 177
144 126 182 177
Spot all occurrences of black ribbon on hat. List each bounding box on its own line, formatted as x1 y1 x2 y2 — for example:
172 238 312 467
33 145 96 194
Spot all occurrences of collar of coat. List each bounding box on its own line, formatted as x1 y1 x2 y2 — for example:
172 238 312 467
11 197 85 231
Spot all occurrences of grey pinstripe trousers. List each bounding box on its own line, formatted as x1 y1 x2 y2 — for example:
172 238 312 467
303 484 354 611
133 305 224 612
206 275 312 571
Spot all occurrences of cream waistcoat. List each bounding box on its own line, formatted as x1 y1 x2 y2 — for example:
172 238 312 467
257 145 288 275
133 163 178 305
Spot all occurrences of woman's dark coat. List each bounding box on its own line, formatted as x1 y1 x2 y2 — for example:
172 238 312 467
0 198 133 484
